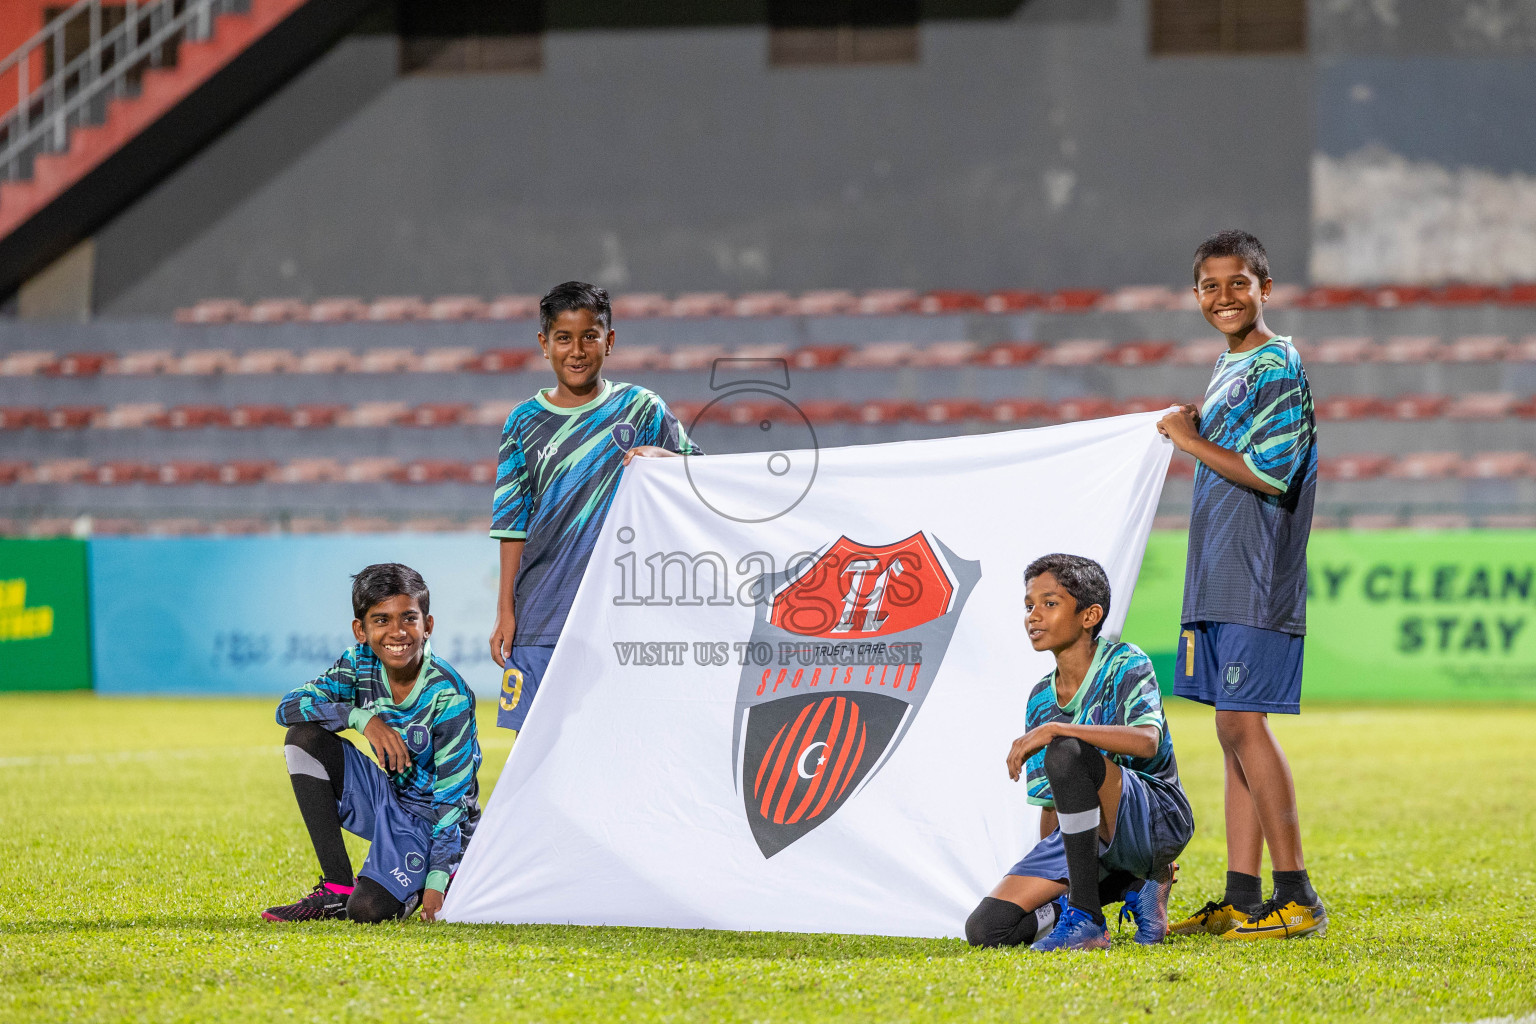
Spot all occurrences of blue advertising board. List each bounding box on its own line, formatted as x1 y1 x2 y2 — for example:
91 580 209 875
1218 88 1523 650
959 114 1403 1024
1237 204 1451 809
89 536 502 695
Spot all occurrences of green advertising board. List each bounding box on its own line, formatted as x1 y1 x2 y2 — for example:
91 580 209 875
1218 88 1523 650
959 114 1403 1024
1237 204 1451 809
0 539 93 691
1122 531 1536 702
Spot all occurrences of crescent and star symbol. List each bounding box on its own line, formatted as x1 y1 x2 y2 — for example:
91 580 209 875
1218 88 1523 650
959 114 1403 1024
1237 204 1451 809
796 741 829 780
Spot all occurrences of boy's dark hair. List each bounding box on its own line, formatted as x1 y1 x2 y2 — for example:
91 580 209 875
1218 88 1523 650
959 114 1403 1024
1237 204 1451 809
539 281 612 336
1024 553 1110 638
1192 229 1270 285
351 563 430 620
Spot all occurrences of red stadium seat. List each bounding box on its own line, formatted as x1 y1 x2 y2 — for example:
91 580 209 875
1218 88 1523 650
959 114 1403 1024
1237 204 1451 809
98 404 166 429
174 298 247 324
1117 396 1180 415
611 293 671 318
296 348 360 374
663 345 728 371
156 462 220 485
730 343 792 361
733 292 795 317
110 350 174 375
92 461 155 484
1370 285 1432 308
339 516 398 532
475 349 533 373
668 400 707 426
1379 335 1444 363
405 516 466 532
367 297 429 321
50 352 114 376
1308 337 1376 364
488 295 542 320
919 399 984 423
1430 284 1500 305
290 404 347 428
1346 512 1400 529
919 290 985 314
796 400 855 425
988 398 1050 423
286 517 339 533
1386 393 1449 420
343 402 409 428
35 458 92 483
46 406 103 429
1171 338 1228 366
420 347 478 373
983 290 1044 313
1100 287 1178 312
1444 392 1517 419
1046 289 1103 312
1483 513 1536 528
400 403 472 427
0 461 32 484
0 351 57 376
468 401 517 427
671 293 733 317
91 518 147 535
843 342 914 369
247 298 308 323
307 297 368 322
603 346 663 371
233 348 299 374
219 461 278 484
467 460 497 485
1106 341 1175 366
358 348 422 373
712 400 784 427
1266 284 1305 308
1052 397 1116 422
1460 451 1535 479
1447 335 1509 362
1315 395 1385 421
854 400 918 424
1320 454 1392 481
973 342 1042 366
1302 286 1371 309
909 341 977 367
856 289 921 314
1166 458 1195 479
789 345 851 369
277 458 343 483
1407 513 1472 530
794 290 859 315
165 405 232 429
426 296 489 321
213 518 274 536
0 407 46 429
1511 336 1536 362
1037 339 1110 366
172 350 235 375
344 458 403 483
1388 452 1461 479
396 460 472 484
1498 283 1536 305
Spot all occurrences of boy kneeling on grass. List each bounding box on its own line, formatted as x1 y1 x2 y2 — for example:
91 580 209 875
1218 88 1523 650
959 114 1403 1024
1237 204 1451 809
262 563 482 924
966 555 1193 951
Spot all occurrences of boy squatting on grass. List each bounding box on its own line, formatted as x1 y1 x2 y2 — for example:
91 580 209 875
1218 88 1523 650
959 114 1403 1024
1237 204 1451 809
263 563 482 924
488 281 702 733
1157 230 1326 940
966 554 1194 951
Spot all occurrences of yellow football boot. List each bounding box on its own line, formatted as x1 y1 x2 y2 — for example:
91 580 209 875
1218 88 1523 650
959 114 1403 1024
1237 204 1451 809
1167 900 1250 936
1220 898 1328 940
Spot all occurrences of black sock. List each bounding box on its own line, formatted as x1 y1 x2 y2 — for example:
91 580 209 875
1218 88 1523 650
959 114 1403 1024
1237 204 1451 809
1224 871 1263 914
1272 869 1318 906
284 724 353 886
1042 736 1108 924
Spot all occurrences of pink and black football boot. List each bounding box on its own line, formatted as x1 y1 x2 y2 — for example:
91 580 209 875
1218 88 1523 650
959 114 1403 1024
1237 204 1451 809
261 878 352 922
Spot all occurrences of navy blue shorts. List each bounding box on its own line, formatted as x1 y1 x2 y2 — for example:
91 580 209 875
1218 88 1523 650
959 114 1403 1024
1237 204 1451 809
496 643 555 732
338 742 435 901
1007 768 1192 883
1174 621 1305 715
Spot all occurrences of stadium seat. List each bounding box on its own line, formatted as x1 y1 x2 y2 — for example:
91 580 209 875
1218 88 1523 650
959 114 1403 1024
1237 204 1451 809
1386 394 1450 419
367 297 429 321
919 290 984 314
426 296 489 321
468 401 517 427
794 290 859 315
91 461 155 484
668 400 707 426
419 347 479 373
1320 454 1392 480
1444 392 1518 419
1499 283 1536 305
730 343 793 361
1046 289 1103 312
1171 338 1228 365
358 348 422 373
467 461 497 485
973 342 1042 366
247 298 308 323
286 517 341 534
1370 285 1433 308
0 407 46 429
663 345 727 371
174 298 247 324
148 518 211 535
218 461 278 484
1053 397 1116 422
1303 286 1371 309
1 351 58 375
844 342 914 369
603 346 663 371
670 293 733 317
90 518 146 535
343 402 410 428
908 341 977 367
213 518 274 536
51 352 114 376
475 349 533 373
1106 340 1175 366
307 297 368 322
0 462 31 484
1389 452 1461 479
1407 513 1472 530
290 404 348 428
344 458 403 483
488 295 542 320
983 290 1044 313
1346 513 1401 529
705 400 781 427
233 348 299 374
1460 451 1534 479
1512 337 1536 362
173 349 235 375
733 292 796 317
1315 395 1385 421
34 459 92 483
165 405 232 429
857 289 921 314
1165 458 1195 479
612 293 671 318
987 398 1050 423
790 345 851 369
98 404 166 429
50 406 104 429
296 348 360 374
1447 335 1509 362
919 399 984 423
1379 335 1444 363
396 460 471 484
1037 339 1110 366
796 400 855 425
110 350 175 375
276 458 343 483
400 403 471 427
1431 284 1500 305
405 516 467 532
338 517 398 532
1099 286 1178 312
855 400 918 424
1483 513 1536 528
1117 396 1180 415
155 461 221 484
1308 337 1376 363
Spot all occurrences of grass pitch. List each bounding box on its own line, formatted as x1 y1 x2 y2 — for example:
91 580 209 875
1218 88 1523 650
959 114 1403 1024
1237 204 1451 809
1 696 1533 1023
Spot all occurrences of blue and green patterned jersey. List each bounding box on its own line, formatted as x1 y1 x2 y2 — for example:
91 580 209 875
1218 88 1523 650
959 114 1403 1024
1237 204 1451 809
1182 336 1317 635
1023 639 1184 809
275 642 481 891
491 379 701 645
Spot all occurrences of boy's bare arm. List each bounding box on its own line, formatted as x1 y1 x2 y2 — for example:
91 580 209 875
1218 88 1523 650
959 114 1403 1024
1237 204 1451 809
1156 406 1281 496
1006 721 1160 779
489 539 525 668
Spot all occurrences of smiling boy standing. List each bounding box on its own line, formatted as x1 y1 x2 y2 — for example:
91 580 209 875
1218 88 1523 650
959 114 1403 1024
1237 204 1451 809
488 282 702 733
1157 230 1324 939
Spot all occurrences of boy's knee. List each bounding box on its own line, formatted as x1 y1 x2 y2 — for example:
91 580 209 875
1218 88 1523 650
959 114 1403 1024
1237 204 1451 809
284 721 332 754
1214 710 1263 750
965 897 1025 948
347 878 409 924
1042 735 1092 780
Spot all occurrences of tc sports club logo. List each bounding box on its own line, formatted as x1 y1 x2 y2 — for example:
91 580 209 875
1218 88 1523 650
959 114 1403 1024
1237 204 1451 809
732 531 980 857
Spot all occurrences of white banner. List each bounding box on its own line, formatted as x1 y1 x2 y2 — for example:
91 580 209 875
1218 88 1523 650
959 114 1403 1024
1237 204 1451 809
442 413 1172 937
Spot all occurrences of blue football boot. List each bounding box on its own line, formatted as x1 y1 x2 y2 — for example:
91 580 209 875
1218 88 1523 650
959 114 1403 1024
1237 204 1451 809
1031 903 1110 951
1117 863 1178 945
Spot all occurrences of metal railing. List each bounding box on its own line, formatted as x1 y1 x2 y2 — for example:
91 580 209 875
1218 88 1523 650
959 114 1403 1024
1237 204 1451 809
0 0 247 185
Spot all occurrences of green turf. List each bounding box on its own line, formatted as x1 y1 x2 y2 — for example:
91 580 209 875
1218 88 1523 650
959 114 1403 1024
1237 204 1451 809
1 696 1533 1023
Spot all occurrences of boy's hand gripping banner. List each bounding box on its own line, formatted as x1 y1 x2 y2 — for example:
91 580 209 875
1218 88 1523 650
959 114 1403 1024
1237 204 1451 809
443 413 1172 937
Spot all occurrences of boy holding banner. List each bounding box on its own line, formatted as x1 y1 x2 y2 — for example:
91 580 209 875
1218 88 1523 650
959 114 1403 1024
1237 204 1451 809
967 554 1192 951
1157 230 1325 940
488 282 702 733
